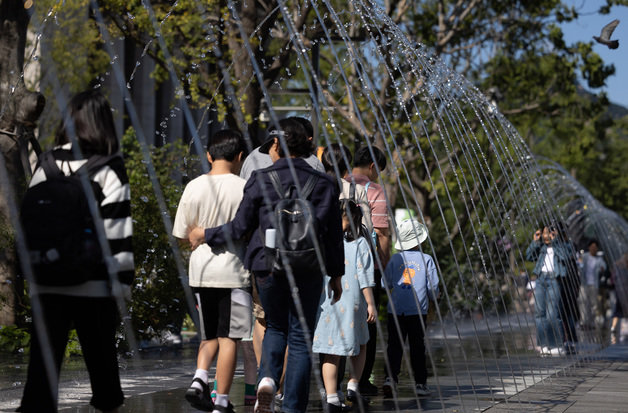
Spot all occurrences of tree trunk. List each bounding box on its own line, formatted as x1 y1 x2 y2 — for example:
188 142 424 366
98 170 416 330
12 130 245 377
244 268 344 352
0 0 45 326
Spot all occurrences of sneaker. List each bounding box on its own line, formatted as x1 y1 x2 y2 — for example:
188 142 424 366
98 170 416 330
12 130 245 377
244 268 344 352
548 347 565 357
415 383 431 397
564 343 576 355
212 403 235 413
382 377 396 399
254 377 276 413
274 392 283 412
326 401 352 412
346 389 370 406
185 378 215 411
539 346 551 356
358 381 378 396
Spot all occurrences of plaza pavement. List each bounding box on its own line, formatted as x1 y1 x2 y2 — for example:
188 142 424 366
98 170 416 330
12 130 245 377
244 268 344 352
1 314 627 412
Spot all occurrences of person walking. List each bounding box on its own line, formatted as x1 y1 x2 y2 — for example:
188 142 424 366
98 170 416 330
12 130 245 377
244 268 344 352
18 90 134 413
579 239 607 330
350 145 390 395
382 219 439 398
173 129 252 413
526 225 570 356
188 118 344 413
313 198 376 412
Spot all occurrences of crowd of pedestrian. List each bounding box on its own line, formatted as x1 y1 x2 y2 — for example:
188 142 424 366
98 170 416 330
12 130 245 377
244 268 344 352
17 89 625 413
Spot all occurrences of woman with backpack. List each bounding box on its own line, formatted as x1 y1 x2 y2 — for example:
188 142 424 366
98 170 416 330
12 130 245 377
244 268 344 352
188 117 344 413
18 90 134 413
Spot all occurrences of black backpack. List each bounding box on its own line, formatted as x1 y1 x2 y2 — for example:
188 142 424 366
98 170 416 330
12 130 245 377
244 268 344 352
267 170 323 275
20 151 112 286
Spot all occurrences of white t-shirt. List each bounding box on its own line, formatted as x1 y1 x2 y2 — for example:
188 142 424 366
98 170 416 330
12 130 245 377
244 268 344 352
541 247 555 273
340 179 372 231
172 173 250 288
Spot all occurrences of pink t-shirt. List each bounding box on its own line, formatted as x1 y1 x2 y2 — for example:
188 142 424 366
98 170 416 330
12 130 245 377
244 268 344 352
350 174 388 229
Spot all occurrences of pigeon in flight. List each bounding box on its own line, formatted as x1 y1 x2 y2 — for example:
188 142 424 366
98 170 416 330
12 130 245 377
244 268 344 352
593 19 620 49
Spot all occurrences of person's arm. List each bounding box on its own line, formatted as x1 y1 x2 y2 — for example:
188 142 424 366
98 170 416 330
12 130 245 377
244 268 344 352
189 174 260 249
375 226 391 268
321 184 345 278
99 157 134 287
329 277 342 304
362 287 377 323
370 186 391 267
525 230 542 262
426 257 440 301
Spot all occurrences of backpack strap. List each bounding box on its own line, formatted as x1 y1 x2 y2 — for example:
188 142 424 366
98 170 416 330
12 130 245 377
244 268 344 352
77 154 116 177
349 181 356 201
300 175 318 199
40 151 63 179
268 170 285 200
364 181 371 194
40 149 116 180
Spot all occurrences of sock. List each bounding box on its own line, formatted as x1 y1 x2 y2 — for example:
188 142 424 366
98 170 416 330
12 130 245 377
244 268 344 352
245 383 256 396
347 381 359 392
327 393 340 406
192 369 209 391
211 380 217 400
215 394 229 408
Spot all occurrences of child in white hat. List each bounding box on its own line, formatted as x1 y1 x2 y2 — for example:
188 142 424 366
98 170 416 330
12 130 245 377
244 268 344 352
382 219 439 398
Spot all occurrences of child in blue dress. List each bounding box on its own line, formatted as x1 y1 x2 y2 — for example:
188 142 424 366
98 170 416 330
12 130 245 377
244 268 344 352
313 199 376 412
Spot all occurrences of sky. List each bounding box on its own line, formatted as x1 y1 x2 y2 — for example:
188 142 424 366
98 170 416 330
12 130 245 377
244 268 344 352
561 0 628 107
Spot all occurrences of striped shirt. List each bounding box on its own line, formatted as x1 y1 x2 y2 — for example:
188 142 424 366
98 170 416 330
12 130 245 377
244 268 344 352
28 143 134 297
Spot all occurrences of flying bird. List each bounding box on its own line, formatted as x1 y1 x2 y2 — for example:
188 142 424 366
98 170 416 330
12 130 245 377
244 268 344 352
593 19 620 49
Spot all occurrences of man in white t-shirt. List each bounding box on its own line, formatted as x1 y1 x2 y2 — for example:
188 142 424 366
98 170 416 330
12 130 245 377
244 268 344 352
173 129 252 413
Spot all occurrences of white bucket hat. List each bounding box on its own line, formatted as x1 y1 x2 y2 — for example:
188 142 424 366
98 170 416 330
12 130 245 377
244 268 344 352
394 219 428 251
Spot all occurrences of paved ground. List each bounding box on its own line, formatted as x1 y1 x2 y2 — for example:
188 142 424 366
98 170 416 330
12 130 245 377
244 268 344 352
1 314 627 412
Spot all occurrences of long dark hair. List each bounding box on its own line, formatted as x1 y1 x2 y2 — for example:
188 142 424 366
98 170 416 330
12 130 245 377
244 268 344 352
55 90 119 156
340 198 364 241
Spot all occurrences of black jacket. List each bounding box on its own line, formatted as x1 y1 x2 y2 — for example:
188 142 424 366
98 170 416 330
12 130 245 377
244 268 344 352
204 157 344 278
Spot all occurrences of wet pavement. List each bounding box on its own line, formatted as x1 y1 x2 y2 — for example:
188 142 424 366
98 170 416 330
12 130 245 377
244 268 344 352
1 314 626 412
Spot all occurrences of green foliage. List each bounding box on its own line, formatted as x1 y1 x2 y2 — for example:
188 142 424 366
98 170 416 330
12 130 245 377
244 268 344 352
38 0 111 93
121 128 189 340
0 325 30 354
0 325 82 357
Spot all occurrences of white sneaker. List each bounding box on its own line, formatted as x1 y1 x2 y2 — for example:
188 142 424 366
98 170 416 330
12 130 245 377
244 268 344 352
548 347 565 357
382 377 396 398
254 377 276 413
415 383 432 396
539 346 551 356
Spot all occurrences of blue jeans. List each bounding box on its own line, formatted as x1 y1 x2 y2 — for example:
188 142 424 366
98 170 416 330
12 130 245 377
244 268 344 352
255 271 324 413
534 274 563 348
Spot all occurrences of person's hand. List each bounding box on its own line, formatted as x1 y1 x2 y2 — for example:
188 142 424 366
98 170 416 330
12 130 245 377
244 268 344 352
329 277 343 304
366 303 377 323
188 227 206 250
533 229 541 241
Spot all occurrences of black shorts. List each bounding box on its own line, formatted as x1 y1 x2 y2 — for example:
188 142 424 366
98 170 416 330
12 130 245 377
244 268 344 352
194 287 252 340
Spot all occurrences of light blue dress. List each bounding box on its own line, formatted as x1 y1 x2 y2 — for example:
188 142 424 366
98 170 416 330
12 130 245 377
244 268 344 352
313 237 374 356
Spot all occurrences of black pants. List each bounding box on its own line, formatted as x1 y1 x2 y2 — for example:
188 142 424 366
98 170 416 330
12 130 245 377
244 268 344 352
385 313 427 385
359 269 381 385
18 295 123 413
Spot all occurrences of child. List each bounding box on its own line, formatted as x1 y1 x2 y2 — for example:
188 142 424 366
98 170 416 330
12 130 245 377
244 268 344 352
313 199 376 412
382 219 439 398
172 129 252 413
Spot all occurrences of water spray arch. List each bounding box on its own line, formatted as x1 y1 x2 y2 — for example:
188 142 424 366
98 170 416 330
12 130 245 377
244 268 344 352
1 0 626 411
